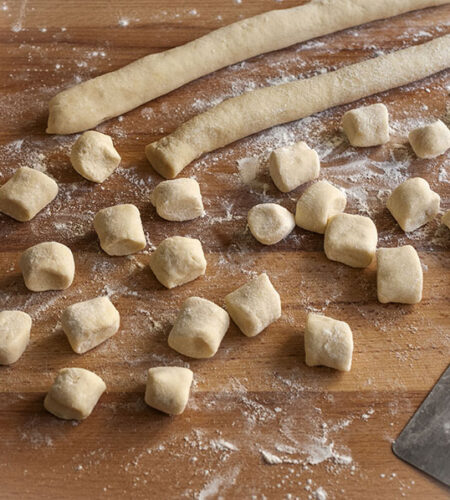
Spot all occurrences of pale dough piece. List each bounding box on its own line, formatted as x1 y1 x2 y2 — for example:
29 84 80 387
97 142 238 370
386 177 440 232
94 204 146 256
0 311 31 365
70 131 121 183
324 213 378 268
145 366 193 415
0 167 58 222
61 297 120 354
342 103 389 147
44 367 106 420
268 141 320 193
442 210 450 229
168 297 230 359
46 1 449 134
304 313 353 372
225 273 281 337
377 246 422 304
149 236 206 289
150 178 204 221
145 36 450 179
20 242 75 292
248 203 295 245
408 120 450 158
295 181 347 234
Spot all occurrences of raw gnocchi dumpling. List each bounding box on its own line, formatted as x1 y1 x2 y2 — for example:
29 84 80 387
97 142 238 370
94 204 146 256
377 245 423 304
225 273 281 337
44 367 106 420
62 296 120 354
0 167 58 222
149 236 206 289
145 366 193 415
0 310 31 365
168 297 230 359
386 177 440 232
324 213 377 268
269 141 320 193
20 241 75 292
70 131 121 183
304 313 353 372
295 180 347 234
342 103 389 147
248 203 295 245
150 178 204 221
408 120 450 159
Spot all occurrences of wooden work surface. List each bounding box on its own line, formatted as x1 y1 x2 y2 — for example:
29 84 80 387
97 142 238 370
0 1 449 498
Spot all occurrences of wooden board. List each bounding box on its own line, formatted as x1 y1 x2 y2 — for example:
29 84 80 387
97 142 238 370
0 1 449 498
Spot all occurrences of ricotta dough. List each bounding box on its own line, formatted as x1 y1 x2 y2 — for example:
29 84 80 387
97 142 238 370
408 119 450 158
0 311 31 365
248 203 295 245
342 103 389 147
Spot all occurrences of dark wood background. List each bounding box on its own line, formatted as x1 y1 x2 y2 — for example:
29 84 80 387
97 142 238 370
0 1 449 498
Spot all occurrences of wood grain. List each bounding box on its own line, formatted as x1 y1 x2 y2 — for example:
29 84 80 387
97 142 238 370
0 1 449 498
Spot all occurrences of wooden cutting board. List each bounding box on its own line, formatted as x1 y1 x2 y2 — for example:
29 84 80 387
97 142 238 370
0 1 449 498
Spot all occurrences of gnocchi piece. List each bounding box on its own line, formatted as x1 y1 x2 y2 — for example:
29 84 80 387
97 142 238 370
145 366 193 415
94 204 146 256
168 297 230 359
0 310 31 365
150 178 204 221
295 180 347 234
269 141 320 193
342 103 389 147
248 203 295 245
70 131 121 183
20 241 75 292
408 120 450 159
0 167 58 222
225 273 281 337
324 213 377 268
61 296 120 354
44 367 106 420
377 246 423 304
386 177 440 232
442 210 450 229
304 313 353 371
149 236 206 289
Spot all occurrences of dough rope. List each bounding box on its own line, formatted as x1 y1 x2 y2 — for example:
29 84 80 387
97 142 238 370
145 35 450 178
46 0 449 134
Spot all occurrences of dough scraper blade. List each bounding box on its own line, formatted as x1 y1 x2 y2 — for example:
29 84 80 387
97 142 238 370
392 364 450 486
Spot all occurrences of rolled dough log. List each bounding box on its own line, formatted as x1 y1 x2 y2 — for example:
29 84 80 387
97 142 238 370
146 35 450 179
46 0 448 134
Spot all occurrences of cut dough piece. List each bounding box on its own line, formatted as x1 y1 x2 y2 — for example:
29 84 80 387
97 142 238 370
442 211 450 229
150 178 204 221
168 297 230 359
268 141 320 193
324 213 377 268
149 236 206 289
94 204 146 256
145 36 450 178
377 246 422 304
304 313 353 372
408 120 450 159
44 367 106 420
386 177 440 232
47 1 449 134
70 131 121 183
248 203 295 245
0 311 31 365
295 181 347 234
0 167 58 222
61 296 120 354
225 273 281 337
145 366 193 415
20 242 75 292
342 103 389 147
